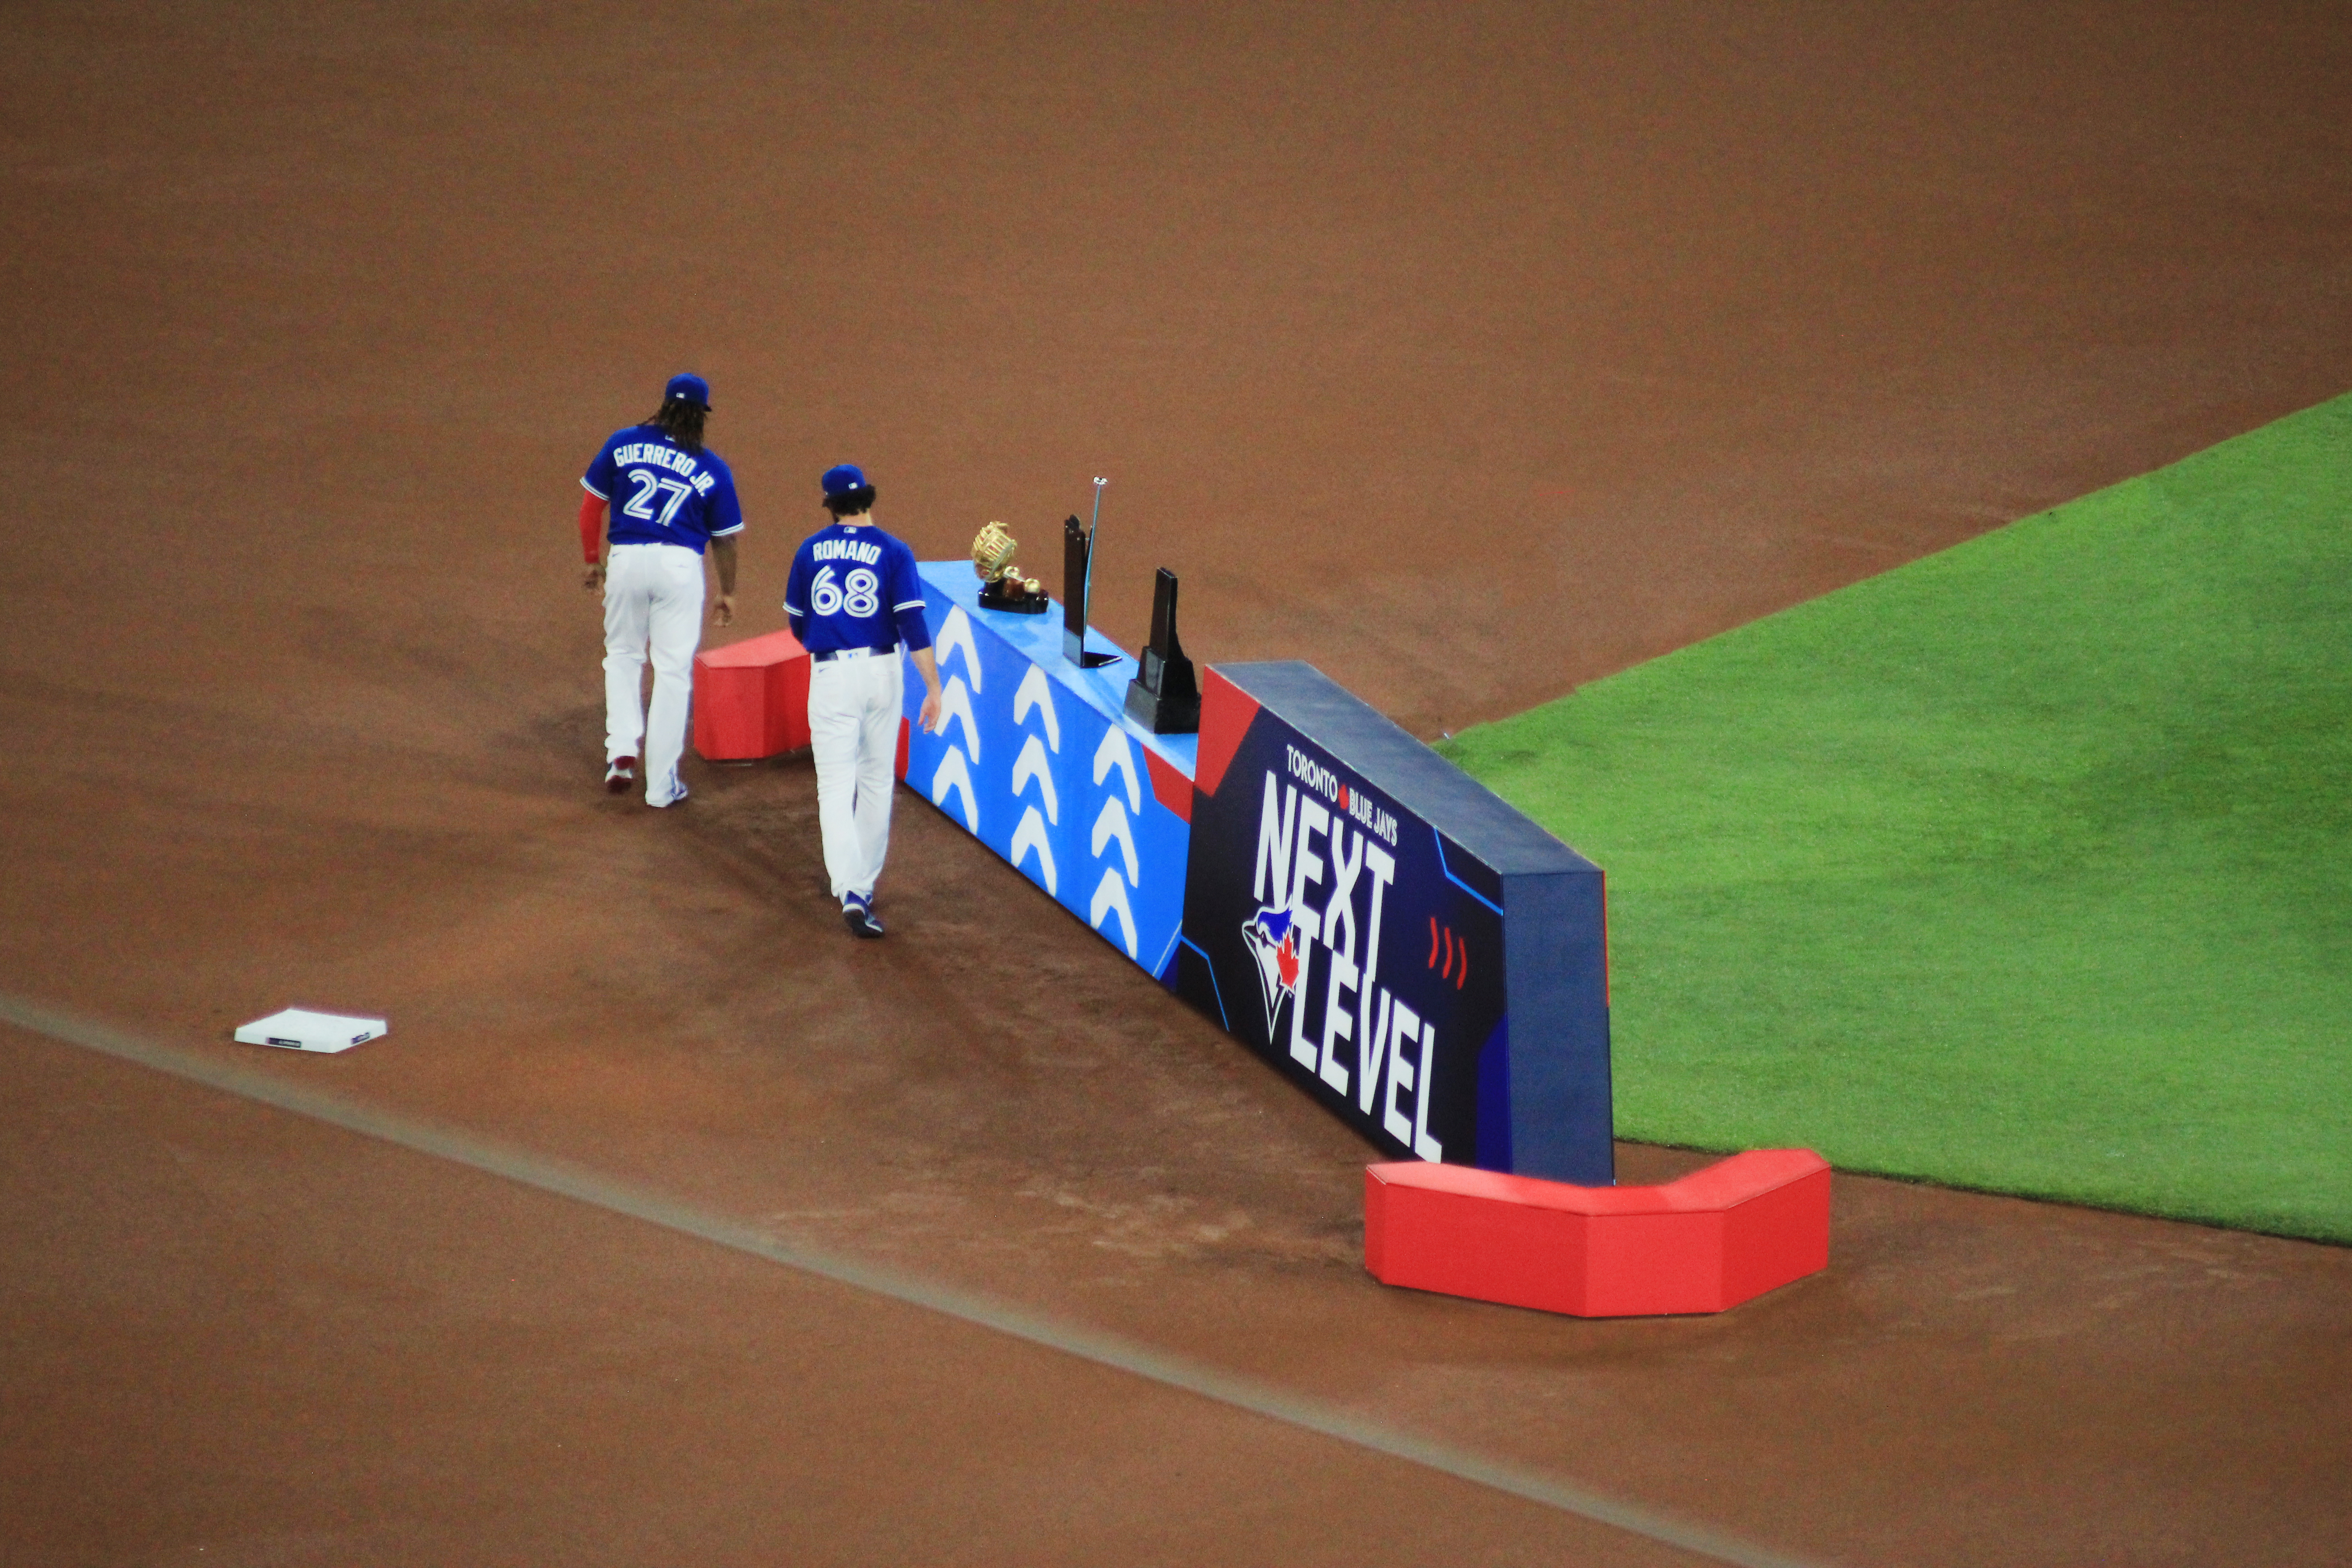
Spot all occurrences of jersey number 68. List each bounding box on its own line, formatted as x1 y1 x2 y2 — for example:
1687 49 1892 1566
810 565 881 618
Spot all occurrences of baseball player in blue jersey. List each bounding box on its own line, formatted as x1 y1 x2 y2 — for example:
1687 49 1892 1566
578 373 743 807
785 465 943 937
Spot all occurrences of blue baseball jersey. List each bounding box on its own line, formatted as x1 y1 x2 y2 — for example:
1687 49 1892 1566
784 522 932 656
581 426 744 554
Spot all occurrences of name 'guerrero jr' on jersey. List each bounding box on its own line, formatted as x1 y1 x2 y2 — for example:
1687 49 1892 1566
581 427 744 553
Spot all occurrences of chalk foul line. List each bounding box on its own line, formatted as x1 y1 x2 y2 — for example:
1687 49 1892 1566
0 991 1828 1568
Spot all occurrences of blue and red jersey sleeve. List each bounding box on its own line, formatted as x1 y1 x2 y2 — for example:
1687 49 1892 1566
581 438 617 501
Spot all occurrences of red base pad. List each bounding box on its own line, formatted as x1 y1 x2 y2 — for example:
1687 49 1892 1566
1364 1149 1830 1317
692 629 811 761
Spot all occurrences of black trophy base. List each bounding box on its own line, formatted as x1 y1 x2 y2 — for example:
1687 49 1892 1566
978 582 1049 614
1123 568 1201 735
1124 681 1201 735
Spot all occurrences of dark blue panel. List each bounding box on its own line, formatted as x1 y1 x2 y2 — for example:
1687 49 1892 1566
1178 694 1501 1163
1181 662 1613 1182
1499 869 1614 1185
1475 1015 1512 1171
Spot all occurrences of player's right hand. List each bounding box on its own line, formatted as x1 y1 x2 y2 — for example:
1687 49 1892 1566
918 690 943 734
583 563 604 592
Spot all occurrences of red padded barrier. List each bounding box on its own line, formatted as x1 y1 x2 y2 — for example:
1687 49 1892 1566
692 628 810 761
1364 1149 1829 1317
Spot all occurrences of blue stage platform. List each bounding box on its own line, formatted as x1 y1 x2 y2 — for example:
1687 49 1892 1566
900 561 1612 1184
902 563 1197 980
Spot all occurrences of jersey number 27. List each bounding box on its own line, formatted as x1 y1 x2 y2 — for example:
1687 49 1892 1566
622 468 692 528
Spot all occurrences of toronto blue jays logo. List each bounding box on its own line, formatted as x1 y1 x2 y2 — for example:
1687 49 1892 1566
1241 902 1304 1036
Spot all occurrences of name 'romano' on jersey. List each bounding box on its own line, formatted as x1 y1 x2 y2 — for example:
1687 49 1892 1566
784 521 933 657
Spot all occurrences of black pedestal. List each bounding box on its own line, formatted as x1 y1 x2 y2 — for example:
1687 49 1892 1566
1062 514 1118 668
1124 567 1200 734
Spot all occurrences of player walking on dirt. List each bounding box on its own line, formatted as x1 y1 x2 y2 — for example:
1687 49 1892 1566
578 373 742 807
784 464 942 937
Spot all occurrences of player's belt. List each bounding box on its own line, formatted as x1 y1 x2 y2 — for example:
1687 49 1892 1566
810 644 900 663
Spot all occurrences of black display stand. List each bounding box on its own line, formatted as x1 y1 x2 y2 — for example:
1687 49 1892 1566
1123 568 1200 734
978 577 1048 613
1062 514 1118 668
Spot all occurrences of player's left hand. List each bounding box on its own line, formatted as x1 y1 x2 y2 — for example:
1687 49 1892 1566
919 690 943 733
711 594 735 628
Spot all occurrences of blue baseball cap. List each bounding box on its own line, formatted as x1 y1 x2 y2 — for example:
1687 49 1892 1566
664 372 712 408
821 463 871 498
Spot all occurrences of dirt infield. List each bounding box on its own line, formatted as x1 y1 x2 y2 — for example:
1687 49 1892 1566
4 2 2349 1564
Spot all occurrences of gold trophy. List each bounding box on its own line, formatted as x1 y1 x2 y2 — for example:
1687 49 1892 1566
973 521 1048 613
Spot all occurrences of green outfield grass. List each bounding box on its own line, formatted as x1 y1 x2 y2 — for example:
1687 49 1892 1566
1445 394 2352 1242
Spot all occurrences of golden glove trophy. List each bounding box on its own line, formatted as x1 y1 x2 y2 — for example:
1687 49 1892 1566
972 521 1048 613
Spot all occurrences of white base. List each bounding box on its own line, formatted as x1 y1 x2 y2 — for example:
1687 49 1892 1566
234 1007 386 1054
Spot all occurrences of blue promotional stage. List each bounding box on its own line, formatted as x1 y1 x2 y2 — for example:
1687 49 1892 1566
902 564 1197 982
901 561 1613 1184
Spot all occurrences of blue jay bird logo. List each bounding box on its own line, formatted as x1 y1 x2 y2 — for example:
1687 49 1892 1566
1241 903 1304 1036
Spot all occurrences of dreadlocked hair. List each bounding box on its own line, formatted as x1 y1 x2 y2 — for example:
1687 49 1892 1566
644 397 707 453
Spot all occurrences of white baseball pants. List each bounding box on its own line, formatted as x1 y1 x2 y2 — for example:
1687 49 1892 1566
808 649 904 901
603 542 706 807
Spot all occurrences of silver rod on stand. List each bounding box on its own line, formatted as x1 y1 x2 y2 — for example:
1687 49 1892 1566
1083 476 1107 654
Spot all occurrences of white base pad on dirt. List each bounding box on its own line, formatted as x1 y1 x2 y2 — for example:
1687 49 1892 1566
234 1008 386 1054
